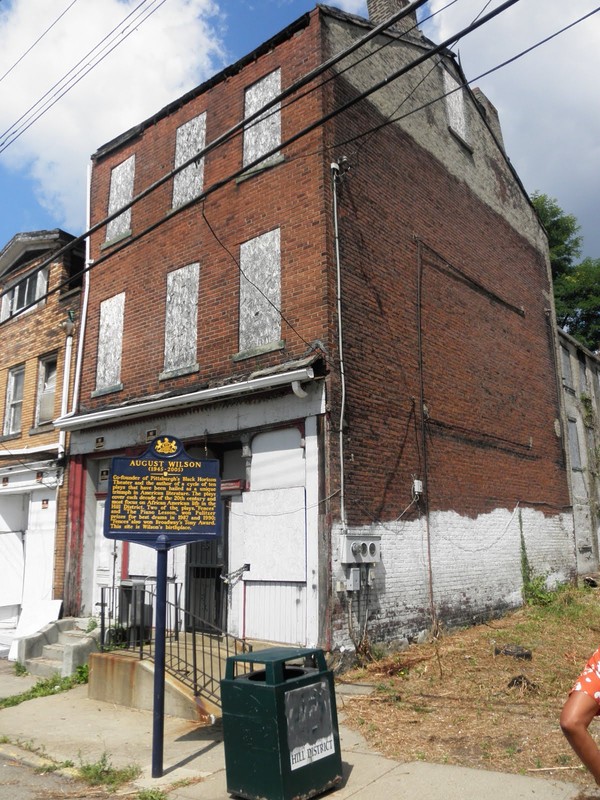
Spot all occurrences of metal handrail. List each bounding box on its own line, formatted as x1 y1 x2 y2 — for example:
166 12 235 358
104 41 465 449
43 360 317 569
99 583 251 707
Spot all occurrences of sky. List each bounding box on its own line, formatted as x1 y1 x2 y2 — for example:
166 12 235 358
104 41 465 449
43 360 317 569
0 0 598 259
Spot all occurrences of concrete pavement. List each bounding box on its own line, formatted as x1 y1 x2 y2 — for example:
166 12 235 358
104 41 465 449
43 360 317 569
0 658 597 799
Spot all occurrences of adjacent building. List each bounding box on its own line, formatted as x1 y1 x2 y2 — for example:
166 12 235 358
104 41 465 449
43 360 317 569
56 1 574 651
0 230 82 653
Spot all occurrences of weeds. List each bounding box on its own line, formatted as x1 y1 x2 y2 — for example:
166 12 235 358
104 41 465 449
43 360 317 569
77 751 140 789
13 662 27 676
137 789 168 800
0 668 89 710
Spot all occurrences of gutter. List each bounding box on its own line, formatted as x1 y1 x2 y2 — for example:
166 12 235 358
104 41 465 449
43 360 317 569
55 366 317 432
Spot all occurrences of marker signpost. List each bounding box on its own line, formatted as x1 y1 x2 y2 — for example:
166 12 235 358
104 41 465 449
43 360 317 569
103 436 221 778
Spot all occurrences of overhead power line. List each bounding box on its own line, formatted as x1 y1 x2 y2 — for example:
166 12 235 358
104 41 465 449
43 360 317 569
0 0 167 154
0 0 80 85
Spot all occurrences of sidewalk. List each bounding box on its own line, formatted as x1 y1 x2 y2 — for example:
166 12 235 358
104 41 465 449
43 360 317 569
0 659 596 800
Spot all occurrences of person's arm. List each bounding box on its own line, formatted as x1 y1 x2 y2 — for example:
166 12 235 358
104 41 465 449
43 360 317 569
561 691 600 784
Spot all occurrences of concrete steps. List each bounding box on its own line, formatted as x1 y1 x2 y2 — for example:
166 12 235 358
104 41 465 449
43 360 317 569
19 619 100 678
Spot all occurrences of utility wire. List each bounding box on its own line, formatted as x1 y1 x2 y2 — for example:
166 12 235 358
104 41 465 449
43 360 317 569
0 0 165 153
0 0 521 319
0 0 79 85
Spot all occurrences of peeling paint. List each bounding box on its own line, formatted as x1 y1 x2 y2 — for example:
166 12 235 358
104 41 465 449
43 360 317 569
163 262 199 372
106 156 135 241
172 114 206 208
243 69 281 167
96 292 125 390
239 228 280 352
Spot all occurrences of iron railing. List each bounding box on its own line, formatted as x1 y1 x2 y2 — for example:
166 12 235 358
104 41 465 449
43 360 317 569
98 582 252 708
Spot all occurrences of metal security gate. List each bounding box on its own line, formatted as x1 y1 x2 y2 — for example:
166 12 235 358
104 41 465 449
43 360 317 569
185 507 227 630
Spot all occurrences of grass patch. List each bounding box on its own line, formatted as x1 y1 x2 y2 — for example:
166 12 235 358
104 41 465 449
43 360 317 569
0 667 89 710
341 583 600 789
13 662 28 676
77 752 140 789
35 759 75 774
137 789 169 800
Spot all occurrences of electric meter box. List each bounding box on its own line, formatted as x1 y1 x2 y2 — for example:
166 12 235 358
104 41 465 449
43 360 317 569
340 534 381 564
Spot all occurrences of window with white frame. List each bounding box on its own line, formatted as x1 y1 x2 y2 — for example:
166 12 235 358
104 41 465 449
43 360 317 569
105 155 135 242
172 114 206 208
3 365 25 435
36 355 57 426
95 292 125 392
243 69 281 169
162 262 199 376
239 228 281 352
443 68 468 143
1 267 48 322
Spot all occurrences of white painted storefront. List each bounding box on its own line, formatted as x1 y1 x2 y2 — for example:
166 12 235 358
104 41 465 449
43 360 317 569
69 380 325 647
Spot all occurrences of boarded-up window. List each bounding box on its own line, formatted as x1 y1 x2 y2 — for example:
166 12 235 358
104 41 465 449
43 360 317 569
443 69 468 142
243 69 281 168
561 345 573 389
36 355 57 425
163 262 199 373
95 292 125 391
106 155 135 242
172 114 206 208
567 418 582 470
3 364 25 435
239 229 280 352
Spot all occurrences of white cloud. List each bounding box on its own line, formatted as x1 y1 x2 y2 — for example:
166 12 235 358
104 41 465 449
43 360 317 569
421 0 600 257
0 0 225 233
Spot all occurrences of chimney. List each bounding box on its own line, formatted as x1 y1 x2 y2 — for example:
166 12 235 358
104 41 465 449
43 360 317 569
366 0 418 34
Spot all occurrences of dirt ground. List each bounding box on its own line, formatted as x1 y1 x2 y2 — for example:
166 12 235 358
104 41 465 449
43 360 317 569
337 586 600 790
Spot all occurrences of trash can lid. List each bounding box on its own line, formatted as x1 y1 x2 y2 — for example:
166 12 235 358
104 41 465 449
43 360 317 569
228 646 322 664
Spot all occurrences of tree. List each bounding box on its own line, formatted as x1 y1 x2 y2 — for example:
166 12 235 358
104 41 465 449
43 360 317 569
531 192 599 353
531 192 582 280
554 258 600 353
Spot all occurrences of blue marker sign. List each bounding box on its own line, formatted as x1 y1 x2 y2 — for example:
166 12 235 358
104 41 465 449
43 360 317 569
103 436 221 547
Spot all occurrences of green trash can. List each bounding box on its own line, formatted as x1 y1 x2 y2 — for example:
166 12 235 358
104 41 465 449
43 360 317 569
221 646 343 800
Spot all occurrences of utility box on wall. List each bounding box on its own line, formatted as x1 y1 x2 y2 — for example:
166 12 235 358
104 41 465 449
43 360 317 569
340 534 381 564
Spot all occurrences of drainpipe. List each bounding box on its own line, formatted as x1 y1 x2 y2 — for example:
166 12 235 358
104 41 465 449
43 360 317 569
58 321 74 461
331 160 348 531
70 161 92 415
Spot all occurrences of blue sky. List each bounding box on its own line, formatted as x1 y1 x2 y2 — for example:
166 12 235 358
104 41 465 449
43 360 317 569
0 0 599 258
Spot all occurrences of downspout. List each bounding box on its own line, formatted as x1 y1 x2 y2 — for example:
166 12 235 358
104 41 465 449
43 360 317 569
331 160 347 531
58 326 74 460
70 161 92 416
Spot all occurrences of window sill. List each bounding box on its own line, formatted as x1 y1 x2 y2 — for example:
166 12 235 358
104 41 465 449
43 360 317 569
233 340 285 362
236 153 285 184
29 423 55 435
91 383 123 398
100 230 132 251
0 432 21 443
448 126 474 155
159 363 200 381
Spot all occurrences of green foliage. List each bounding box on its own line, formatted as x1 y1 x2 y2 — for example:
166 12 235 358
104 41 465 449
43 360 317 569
74 663 89 684
554 257 600 352
137 790 169 800
13 662 27 676
85 617 98 633
531 192 582 279
77 752 140 789
35 759 75 774
0 669 88 710
522 574 553 607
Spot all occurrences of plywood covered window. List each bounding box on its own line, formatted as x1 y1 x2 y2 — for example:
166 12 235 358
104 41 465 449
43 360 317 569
36 355 57 425
443 68 468 143
172 113 206 208
561 345 573 389
163 262 199 376
105 155 135 242
95 292 125 392
3 364 25 435
239 228 281 353
243 69 281 168
567 418 582 470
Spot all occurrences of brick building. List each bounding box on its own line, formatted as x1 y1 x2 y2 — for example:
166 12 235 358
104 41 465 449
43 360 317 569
57 0 574 651
0 230 82 654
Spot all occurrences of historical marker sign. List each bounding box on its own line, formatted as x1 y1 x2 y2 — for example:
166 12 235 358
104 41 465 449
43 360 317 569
103 435 221 547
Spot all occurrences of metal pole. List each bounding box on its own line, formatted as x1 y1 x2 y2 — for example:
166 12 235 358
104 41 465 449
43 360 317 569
152 534 169 778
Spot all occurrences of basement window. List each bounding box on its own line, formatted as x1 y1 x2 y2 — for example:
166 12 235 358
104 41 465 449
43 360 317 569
172 113 206 209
